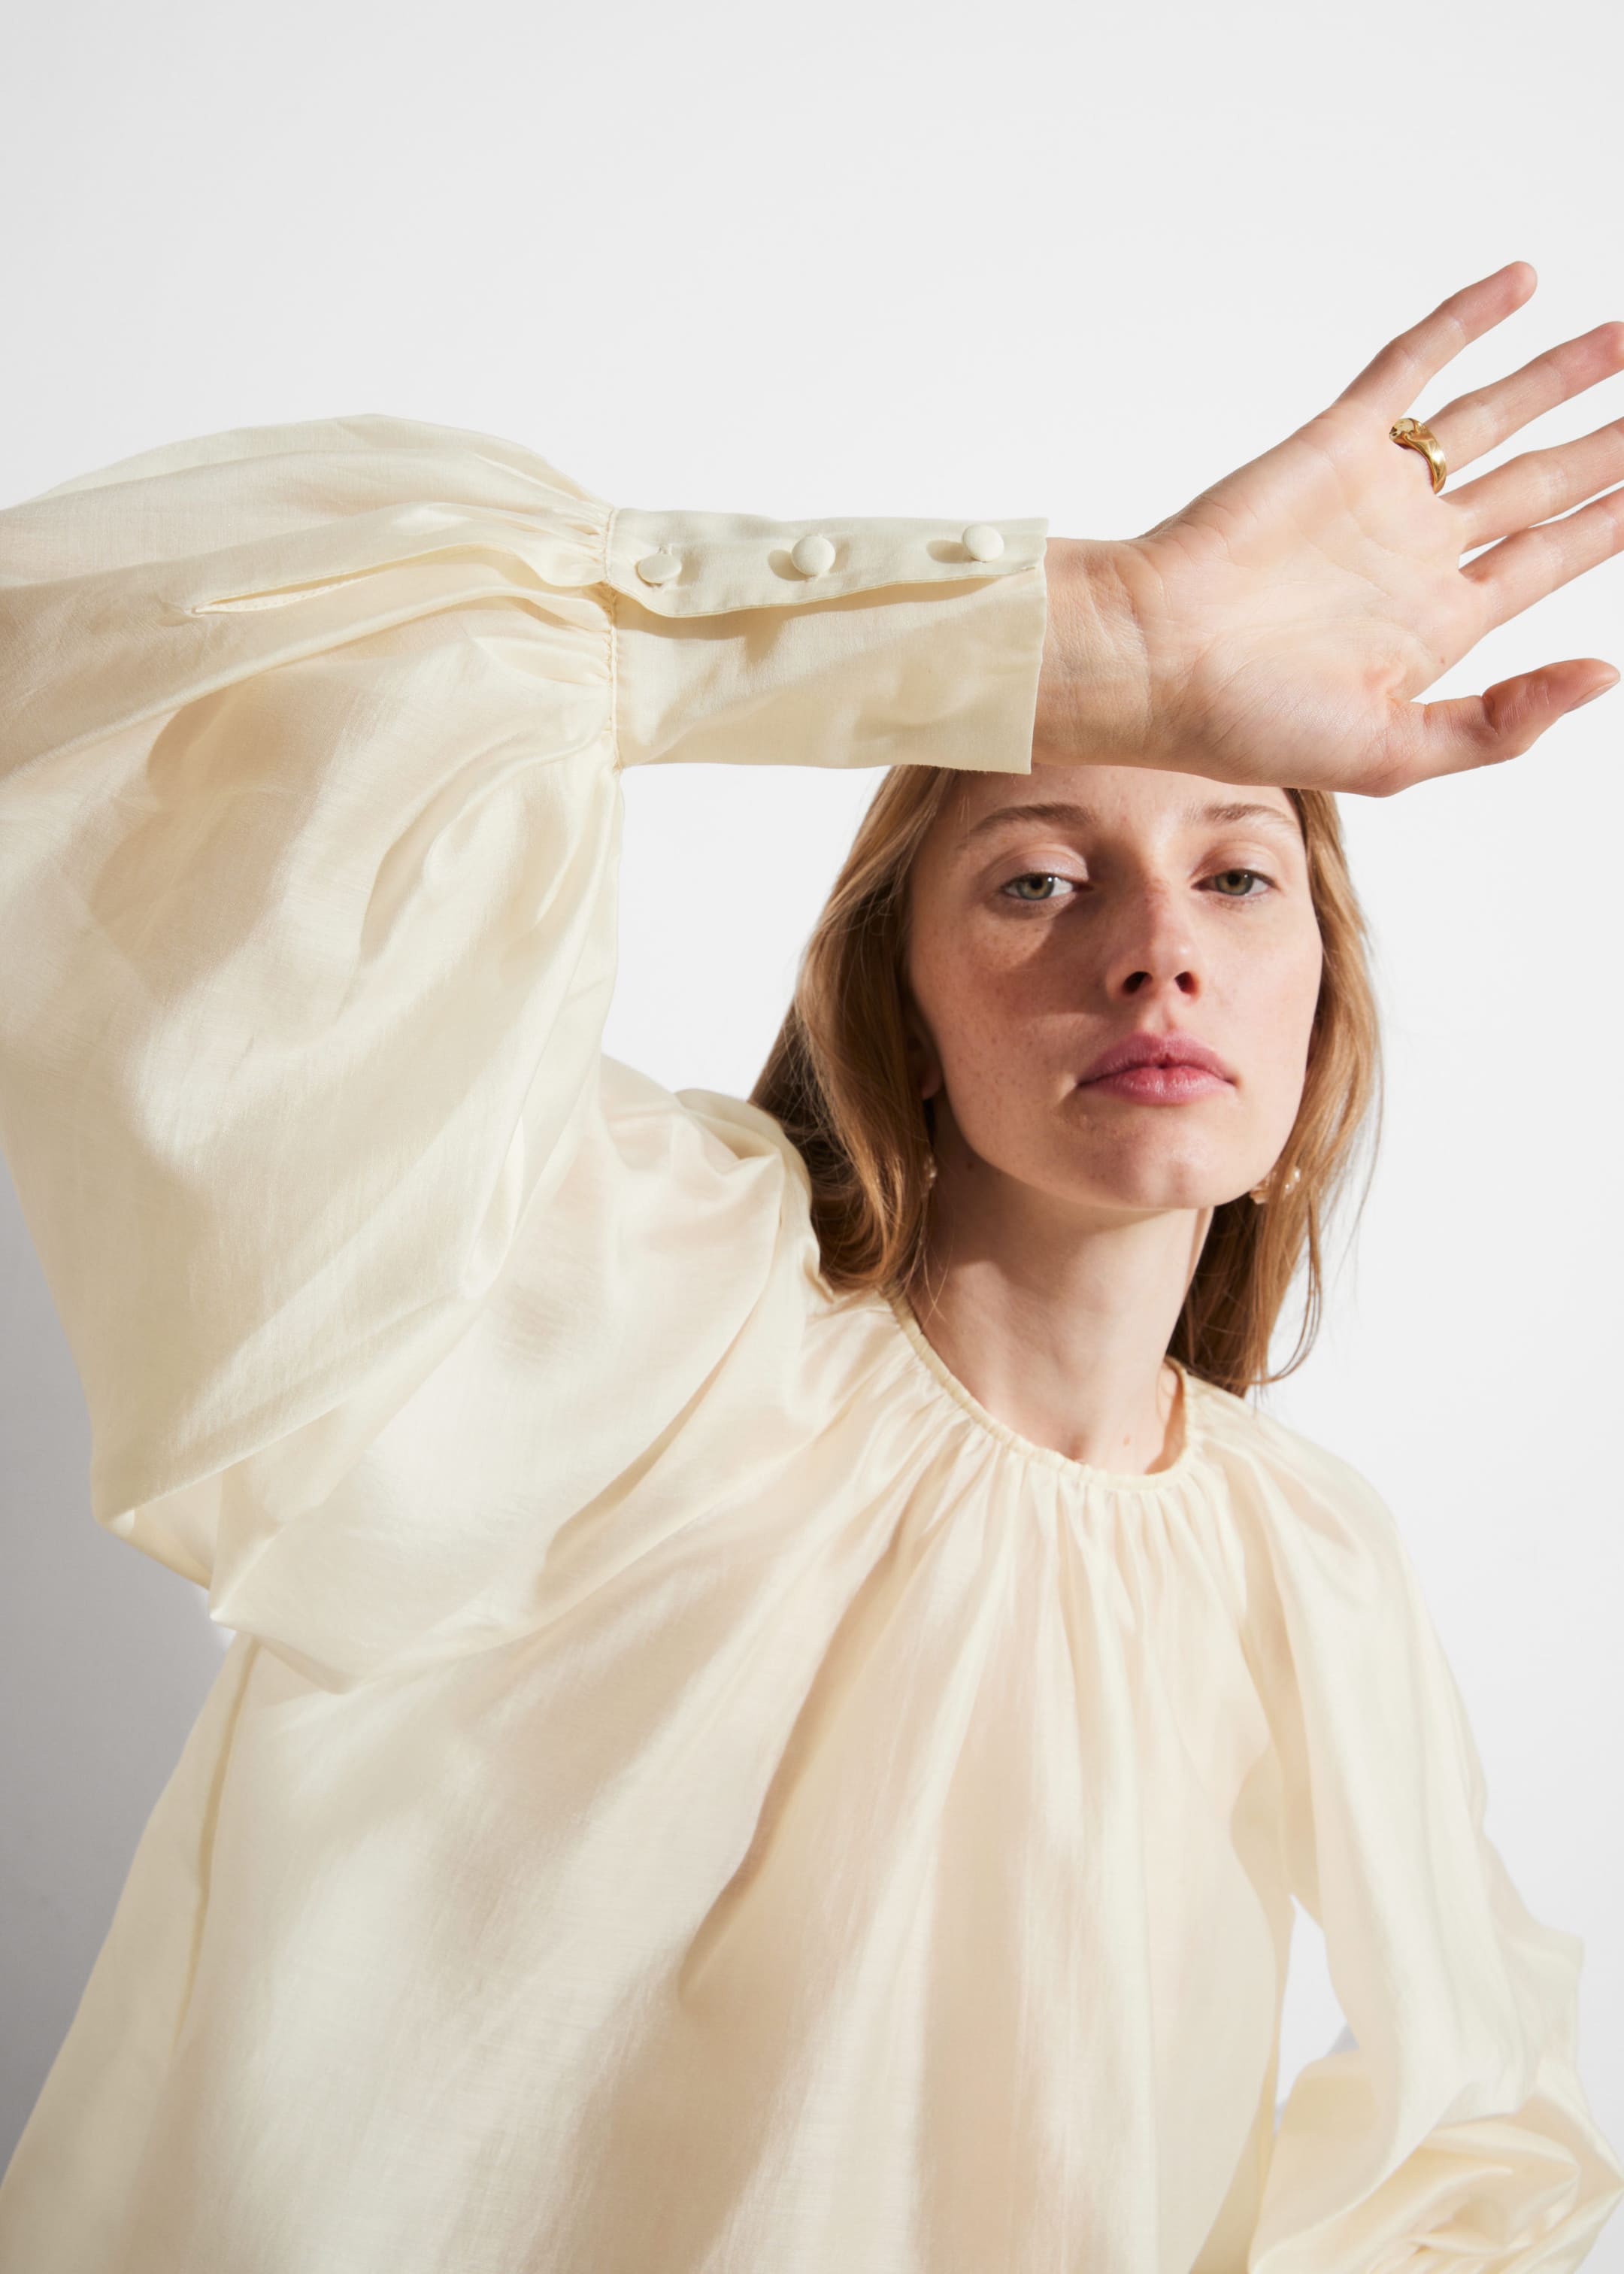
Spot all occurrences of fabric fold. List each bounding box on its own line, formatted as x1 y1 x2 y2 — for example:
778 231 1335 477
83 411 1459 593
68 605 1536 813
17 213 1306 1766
1216 1410 1623 2270
0 412 1049 1690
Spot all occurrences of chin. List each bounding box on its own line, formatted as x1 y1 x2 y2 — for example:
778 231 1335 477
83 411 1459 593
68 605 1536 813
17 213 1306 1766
1060 1143 1241 1214
1110 1182 1230 1214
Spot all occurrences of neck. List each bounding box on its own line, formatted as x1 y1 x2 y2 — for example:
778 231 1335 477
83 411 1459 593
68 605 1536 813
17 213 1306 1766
904 1147 1212 1477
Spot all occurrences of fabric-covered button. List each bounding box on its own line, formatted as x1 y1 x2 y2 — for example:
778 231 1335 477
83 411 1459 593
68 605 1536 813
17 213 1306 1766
962 523 1004 562
789 532 836 578
635 550 681 585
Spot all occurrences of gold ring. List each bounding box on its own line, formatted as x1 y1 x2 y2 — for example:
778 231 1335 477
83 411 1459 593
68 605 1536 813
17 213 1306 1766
1389 415 1447 495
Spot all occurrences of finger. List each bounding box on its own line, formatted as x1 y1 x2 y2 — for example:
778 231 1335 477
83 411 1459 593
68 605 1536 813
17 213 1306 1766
1426 320 1624 476
1371 661 1620 793
1449 414 1624 551
1336 262 1537 426
1462 481 1624 623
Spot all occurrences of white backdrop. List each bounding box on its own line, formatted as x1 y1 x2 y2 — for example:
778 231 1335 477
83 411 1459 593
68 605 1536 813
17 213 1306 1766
2 0 1620 2199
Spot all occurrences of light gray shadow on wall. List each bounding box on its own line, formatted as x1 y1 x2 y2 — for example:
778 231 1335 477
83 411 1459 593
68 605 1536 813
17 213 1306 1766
0 1161 226 2171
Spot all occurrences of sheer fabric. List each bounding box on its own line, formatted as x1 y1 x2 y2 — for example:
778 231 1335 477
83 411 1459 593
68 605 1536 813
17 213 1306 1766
0 416 1616 2272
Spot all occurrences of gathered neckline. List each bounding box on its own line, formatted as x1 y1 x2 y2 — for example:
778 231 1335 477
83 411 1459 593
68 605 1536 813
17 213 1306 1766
883 1287 1210 1493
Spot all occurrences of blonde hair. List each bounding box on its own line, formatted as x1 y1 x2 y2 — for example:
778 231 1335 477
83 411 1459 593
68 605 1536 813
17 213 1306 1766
749 764 1383 1398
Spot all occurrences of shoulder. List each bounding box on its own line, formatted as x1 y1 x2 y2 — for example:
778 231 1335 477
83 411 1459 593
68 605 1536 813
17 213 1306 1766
1189 1373 1413 1606
1187 1389 1453 1783
596 1054 801 1174
674 1081 815 1199
1191 1369 1390 1515
595 1056 825 1286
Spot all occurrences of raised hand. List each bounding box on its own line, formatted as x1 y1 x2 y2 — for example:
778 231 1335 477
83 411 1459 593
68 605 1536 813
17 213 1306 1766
1036 262 1624 794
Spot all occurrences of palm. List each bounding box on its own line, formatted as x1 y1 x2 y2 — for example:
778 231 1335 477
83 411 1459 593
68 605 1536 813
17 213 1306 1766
1085 265 1624 795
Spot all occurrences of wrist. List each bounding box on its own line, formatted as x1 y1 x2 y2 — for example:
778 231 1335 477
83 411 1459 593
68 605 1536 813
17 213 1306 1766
1033 538 1150 768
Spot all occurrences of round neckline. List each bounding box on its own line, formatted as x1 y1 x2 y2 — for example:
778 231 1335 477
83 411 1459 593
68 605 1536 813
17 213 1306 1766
883 1287 1209 1493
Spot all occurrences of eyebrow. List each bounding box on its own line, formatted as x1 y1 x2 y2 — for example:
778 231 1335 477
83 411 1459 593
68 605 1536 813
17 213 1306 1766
951 796 1301 851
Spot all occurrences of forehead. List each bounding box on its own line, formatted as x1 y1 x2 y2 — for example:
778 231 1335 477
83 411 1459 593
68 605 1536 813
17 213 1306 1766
937 763 1301 850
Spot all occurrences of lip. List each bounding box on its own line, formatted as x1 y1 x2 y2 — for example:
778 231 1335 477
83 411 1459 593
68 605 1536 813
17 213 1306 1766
1077 1029 1235 1103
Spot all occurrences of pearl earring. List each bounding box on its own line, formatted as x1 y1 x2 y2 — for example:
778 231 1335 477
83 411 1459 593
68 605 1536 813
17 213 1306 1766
1248 1163 1301 1205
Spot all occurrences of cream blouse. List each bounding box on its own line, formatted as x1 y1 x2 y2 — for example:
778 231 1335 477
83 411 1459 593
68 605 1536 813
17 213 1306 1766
0 414 1617 2274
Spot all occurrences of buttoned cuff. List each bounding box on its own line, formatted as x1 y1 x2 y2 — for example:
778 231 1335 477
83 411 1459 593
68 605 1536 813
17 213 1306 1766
605 504 1051 777
603 503 1047 617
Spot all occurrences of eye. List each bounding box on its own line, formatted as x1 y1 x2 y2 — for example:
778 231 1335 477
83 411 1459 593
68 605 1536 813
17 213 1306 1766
998 871 1079 905
1202 866 1274 900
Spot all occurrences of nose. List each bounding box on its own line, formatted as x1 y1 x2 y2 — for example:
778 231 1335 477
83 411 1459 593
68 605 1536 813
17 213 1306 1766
1101 882 1201 1000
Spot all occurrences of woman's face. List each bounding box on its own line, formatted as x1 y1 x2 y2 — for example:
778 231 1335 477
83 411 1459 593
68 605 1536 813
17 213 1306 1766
903 762 1325 1217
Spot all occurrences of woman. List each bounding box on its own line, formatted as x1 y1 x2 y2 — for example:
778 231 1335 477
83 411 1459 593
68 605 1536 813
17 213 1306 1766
0 261 1619 2270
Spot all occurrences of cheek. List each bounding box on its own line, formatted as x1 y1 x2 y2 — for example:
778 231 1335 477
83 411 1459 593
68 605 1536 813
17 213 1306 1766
914 926 1038 1057
1241 932 1324 1105
911 931 1078 1134
918 972 1008 1090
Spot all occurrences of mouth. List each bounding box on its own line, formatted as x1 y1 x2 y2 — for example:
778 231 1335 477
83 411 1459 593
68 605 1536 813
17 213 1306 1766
1075 1032 1235 1104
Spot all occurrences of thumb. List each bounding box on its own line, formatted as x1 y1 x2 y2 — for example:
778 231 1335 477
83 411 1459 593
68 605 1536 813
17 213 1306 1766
1379 661 1620 792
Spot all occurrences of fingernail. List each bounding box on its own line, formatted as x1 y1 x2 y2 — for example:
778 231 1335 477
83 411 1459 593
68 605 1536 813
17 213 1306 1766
1573 678 1620 711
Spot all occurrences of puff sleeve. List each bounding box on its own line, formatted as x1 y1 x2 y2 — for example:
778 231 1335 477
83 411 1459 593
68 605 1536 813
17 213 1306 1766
1247 1449 1623 2271
0 413 1049 1687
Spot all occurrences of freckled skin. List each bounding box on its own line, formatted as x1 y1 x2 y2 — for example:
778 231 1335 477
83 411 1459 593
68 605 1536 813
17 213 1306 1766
903 760 1324 1227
